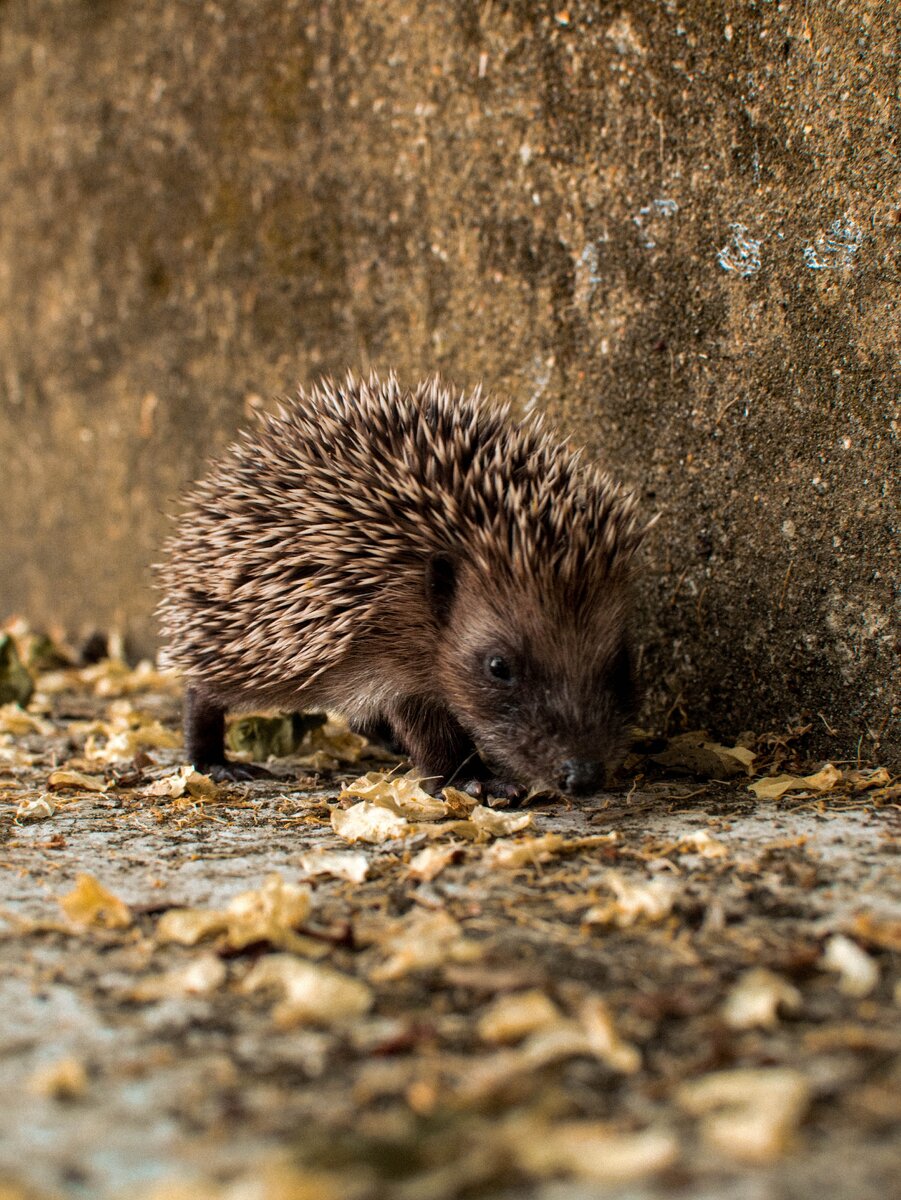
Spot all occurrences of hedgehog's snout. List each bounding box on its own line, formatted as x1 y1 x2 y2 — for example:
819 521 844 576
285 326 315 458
557 758 606 797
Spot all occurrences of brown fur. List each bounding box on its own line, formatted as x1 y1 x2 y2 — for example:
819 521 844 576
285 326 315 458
158 372 647 792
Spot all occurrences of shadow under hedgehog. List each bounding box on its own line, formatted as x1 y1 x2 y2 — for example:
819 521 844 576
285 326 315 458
157 372 651 796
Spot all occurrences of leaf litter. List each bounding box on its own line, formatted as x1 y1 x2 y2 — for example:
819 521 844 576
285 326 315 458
0 635 898 1199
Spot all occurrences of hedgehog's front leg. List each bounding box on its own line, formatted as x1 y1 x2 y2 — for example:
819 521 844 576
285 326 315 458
388 696 478 793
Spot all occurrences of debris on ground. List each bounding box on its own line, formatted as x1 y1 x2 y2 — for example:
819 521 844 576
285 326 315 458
0 632 898 1199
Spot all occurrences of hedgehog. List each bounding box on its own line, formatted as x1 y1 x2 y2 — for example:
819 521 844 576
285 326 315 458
158 372 649 795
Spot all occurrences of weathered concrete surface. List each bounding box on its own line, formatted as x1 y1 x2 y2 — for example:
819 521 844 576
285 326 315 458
0 670 899 1199
0 1 898 759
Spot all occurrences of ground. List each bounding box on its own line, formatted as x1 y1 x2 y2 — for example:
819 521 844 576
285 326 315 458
0 651 898 1200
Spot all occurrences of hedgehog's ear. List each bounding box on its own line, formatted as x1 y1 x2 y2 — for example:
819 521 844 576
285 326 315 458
425 554 457 625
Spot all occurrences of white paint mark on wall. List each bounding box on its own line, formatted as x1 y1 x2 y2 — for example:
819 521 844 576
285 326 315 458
803 216 862 270
717 224 762 277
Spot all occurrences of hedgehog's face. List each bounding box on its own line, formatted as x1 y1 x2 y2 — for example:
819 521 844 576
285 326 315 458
428 556 637 795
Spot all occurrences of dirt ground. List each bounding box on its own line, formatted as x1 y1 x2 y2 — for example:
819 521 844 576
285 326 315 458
0 653 898 1200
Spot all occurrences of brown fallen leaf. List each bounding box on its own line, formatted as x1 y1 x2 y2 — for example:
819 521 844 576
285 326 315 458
677 1067 810 1163
241 954 372 1027
509 1118 679 1184
749 763 842 800
583 872 677 927
59 874 132 930
47 768 107 792
27 1056 88 1100
330 801 409 843
477 990 563 1044
370 910 481 981
341 771 448 821
156 874 315 953
721 968 802 1029
408 843 464 881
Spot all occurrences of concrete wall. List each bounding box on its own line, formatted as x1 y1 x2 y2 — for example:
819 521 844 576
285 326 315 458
0 0 897 759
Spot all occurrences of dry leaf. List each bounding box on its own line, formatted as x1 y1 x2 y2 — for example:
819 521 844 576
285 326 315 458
677 1068 810 1163
241 955 372 1027
156 874 313 952
749 763 842 800
27 1056 88 1100
652 733 755 777
59 874 132 930
722 968 802 1029
470 805 532 837
477 990 563 1044
47 769 107 792
408 843 463 881
296 716 372 767
371 910 481 981
295 850 369 883
583 872 676 927
127 954 227 1002
0 704 53 737
341 771 448 821
483 833 565 868
579 995 641 1073
678 829 730 858
511 1119 679 1183
331 802 409 843
821 934 879 997
145 766 220 800
16 795 56 821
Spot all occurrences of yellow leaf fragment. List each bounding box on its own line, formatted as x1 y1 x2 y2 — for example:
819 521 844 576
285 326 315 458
477 990 563 1044
296 849 370 883
85 709 181 762
441 785 478 815
678 829 730 858
59 874 132 930
27 1056 88 1100
511 1119 679 1184
145 765 220 800
340 771 448 821
463 1003 638 1100
408 843 463 881
331 801 409 843
470 805 532 837
296 716 372 767
156 908 229 946
578 994 641 1073
241 954 372 1027
0 704 53 737
749 762 842 800
483 833 565 868
653 732 755 777
371 910 481 981
721 968 802 1029
16 795 56 821
821 934 879 997
127 954 227 1002
677 1068 810 1163
583 872 677 927
156 874 313 952
47 769 107 792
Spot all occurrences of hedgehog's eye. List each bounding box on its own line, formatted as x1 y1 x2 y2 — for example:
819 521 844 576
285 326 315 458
485 655 514 684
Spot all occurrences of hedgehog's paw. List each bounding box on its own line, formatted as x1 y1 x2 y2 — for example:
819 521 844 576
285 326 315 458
459 777 528 807
202 761 273 783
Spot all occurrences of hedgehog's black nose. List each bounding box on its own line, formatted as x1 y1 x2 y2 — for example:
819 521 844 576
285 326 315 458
559 759 605 796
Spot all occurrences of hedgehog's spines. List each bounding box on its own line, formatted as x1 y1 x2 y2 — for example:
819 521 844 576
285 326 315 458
158 372 644 698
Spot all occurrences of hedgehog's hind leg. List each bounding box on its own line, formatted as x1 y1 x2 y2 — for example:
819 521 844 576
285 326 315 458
183 686 269 781
349 716 407 757
388 697 478 793
184 685 226 767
